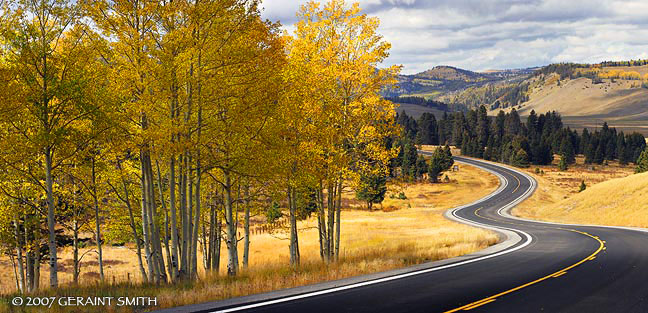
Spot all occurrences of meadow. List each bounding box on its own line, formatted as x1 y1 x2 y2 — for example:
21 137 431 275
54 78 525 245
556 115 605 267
513 155 638 224
0 163 498 312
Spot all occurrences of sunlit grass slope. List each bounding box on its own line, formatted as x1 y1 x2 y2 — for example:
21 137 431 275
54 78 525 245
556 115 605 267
517 171 648 227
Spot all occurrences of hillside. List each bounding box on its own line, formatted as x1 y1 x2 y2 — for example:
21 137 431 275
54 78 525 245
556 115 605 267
416 66 487 82
515 170 648 228
384 65 535 105
495 73 648 120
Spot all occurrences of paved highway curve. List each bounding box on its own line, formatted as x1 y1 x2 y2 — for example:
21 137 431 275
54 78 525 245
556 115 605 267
156 156 648 313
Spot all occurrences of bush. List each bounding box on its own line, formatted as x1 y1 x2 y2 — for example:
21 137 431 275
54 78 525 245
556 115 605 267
267 201 282 223
579 181 587 192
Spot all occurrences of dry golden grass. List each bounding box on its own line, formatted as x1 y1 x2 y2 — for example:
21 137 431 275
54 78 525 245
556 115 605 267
0 164 499 312
492 74 648 121
512 155 637 224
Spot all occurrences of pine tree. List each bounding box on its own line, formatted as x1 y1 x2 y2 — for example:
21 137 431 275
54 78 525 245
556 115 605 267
356 172 387 211
579 180 587 192
559 137 576 164
428 145 454 183
558 156 568 171
635 148 648 173
512 149 530 168
415 155 428 179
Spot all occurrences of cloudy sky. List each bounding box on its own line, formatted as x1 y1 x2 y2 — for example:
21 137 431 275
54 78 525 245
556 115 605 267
260 0 648 74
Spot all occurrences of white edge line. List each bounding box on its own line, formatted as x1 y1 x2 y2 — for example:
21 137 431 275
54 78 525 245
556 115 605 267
212 158 536 313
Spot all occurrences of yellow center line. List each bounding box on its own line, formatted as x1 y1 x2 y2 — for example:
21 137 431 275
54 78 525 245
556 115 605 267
444 209 606 313
462 299 496 310
552 272 567 278
512 174 521 194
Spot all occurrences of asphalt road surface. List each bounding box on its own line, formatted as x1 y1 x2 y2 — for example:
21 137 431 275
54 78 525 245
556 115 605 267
157 156 648 313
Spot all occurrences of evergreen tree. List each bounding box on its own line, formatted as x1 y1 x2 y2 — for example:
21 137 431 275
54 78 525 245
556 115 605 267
558 156 568 171
512 149 530 168
428 145 454 183
579 180 587 192
559 137 575 164
415 154 428 179
636 148 648 173
401 142 418 179
417 113 439 145
356 172 388 211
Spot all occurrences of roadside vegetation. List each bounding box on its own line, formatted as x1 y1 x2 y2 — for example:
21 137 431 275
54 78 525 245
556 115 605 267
0 163 499 312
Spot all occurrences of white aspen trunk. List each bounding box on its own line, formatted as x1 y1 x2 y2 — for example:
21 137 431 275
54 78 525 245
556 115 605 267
316 183 327 261
72 221 79 285
326 181 336 262
139 154 154 283
288 187 300 267
24 216 33 293
155 161 173 281
179 154 188 279
145 156 166 282
44 150 58 287
122 179 148 282
33 224 40 291
14 218 25 293
242 185 250 269
169 156 179 281
223 170 238 276
91 158 104 282
187 157 194 277
191 158 201 279
335 179 343 261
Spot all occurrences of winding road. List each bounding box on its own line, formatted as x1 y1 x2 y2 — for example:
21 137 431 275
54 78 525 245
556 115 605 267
157 156 648 313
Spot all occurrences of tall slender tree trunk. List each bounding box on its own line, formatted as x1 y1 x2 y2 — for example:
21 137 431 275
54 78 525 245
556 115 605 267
91 158 104 282
223 170 238 276
242 184 250 269
72 221 79 285
214 212 222 272
145 155 166 282
288 187 300 267
335 179 343 261
122 178 148 282
155 161 173 282
179 154 188 279
191 158 201 279
14 218 25 293
169 156 179 281
139 154 154 283
44 149 58 288
24 216 34 293
33 223 40 291
326 181 336 261
316 182 327 261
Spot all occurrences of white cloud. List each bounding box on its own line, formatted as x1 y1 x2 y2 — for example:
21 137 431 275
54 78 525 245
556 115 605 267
260 0 648 74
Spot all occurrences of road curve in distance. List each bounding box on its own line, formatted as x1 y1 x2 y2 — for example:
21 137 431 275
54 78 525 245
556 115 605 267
154 156 648 313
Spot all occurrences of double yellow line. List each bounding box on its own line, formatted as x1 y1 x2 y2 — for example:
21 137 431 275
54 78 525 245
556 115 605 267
444 209 606 312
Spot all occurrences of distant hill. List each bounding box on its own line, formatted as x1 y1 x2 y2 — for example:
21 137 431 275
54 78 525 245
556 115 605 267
384 65 536 110
415 66 487 82
386 60 648 134
488 63 648 134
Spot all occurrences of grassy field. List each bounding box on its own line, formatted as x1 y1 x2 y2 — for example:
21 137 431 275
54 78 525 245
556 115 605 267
512 155 637 224
1 163 499 312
